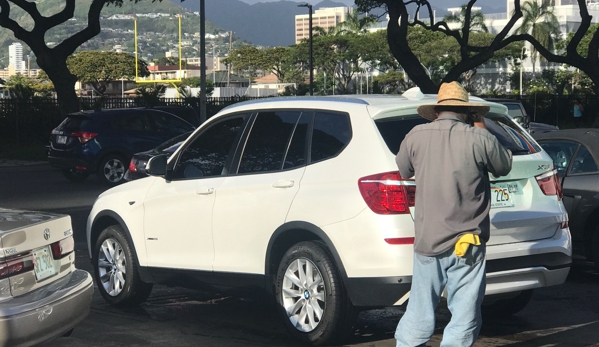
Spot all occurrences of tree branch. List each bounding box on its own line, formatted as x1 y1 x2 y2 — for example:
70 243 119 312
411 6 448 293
54 0 106 58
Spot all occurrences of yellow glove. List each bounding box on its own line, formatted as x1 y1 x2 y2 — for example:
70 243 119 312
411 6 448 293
455 234 481 257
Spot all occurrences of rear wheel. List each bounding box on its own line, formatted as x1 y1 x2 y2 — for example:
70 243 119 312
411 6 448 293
98 154 128 185
93 225 152 306
62 168 89 182
482 289 534 317
275 241 354 345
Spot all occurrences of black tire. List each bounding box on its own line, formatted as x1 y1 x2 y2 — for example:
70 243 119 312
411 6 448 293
92 225 152 307
98 154 128 186
62 168 89 182
275 241 354 346
61 328 74 337
482 289 534 318
592 226 599 272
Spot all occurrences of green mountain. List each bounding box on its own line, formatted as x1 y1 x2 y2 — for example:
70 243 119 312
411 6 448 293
0 0 229 70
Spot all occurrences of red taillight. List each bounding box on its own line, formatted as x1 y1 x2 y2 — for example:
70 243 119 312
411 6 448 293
50 236 75 259
71 131 98 144
384 237 415 245
535 169 563 200
358 171 416 214
128 159 138 172
0 255 34 280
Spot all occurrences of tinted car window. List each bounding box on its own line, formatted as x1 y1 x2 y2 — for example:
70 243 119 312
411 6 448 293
538 140 578 177
283 112 311 170
505 104 525 118
311 111 351 163
110 113 150 131
571 145 598 174
174 116 245 179
56 115 92 132
147 111 193 134
376 116 427 155
238 111 302 174
376 113 539 156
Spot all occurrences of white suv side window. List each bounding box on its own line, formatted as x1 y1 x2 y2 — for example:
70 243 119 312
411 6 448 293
238 111 303 174
173 116 245 179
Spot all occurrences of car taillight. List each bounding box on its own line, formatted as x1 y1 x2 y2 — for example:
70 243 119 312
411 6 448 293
0 254 34 280
50 236 75 259
535 169 563 200
128 159 138 172
358 171 416 214
71 131 98 144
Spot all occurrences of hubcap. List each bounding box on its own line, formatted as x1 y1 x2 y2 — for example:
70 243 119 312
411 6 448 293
104 159 125 183
97 238 126 296
281 258 325 332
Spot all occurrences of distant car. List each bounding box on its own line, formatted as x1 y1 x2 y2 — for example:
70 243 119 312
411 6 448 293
48 108 195 185
124 131 192 181
483 98 558 134
534 128 599 271
0 208 93 346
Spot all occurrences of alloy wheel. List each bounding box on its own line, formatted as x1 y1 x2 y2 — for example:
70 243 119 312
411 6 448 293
98 237 127 296
281 258 326 332
103 158 125 183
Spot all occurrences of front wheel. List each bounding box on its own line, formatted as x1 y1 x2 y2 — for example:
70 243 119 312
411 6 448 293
92 225 152 306
275 241 354 345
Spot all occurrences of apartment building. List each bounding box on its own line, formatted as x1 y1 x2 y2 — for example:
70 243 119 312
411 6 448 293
295 7 352 44
8 43 25 72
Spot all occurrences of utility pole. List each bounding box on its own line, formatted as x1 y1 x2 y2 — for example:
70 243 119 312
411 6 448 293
227 31 232 88
199 0 207 124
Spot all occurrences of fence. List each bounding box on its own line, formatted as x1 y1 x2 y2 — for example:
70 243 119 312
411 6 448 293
0 96 265 144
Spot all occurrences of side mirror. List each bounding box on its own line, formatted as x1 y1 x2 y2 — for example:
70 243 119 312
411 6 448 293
146 154 168 177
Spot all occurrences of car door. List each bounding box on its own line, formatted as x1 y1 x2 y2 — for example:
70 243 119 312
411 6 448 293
143 115 248 270
108 110 160 154
211 110 310 274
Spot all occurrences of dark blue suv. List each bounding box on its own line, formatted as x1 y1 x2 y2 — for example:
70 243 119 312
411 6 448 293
48 108 195 185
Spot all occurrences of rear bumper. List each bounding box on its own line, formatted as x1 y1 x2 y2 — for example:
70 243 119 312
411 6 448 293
0 269 93 347
345 228 571 307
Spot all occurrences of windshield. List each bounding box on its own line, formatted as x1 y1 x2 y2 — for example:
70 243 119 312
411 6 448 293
375 112 540 155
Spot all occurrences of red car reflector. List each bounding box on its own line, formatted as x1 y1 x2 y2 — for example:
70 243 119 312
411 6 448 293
384 237 415 245
71 131 98 144
128 159 138 172
535 169 563 200
51 236 75 259
358 171 415 214
75 166 87 171
0 255 34 280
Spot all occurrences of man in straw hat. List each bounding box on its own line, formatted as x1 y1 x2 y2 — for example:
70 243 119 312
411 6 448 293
394 81 512 346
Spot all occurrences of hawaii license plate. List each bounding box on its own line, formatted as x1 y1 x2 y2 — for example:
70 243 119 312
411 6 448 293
33 247 56 281
491 183 518 208
56 135 67 144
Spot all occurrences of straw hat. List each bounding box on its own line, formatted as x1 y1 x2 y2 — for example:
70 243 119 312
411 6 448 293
416 81 490 121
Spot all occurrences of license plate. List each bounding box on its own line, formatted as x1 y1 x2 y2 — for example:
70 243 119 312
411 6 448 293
491 183 517 208
56 135 67 144
33 247 56 281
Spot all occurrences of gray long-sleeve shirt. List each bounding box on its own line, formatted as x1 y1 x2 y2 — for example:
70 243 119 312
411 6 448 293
396 112 513 256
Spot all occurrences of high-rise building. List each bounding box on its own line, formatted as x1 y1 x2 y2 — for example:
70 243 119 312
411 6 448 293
8 42 25 71
295 7 352 44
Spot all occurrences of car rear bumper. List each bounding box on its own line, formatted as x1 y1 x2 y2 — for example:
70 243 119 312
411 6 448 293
0 269 93 347
344 228 571 307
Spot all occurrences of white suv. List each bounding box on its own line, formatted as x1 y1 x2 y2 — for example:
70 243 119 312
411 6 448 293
87 90 571 345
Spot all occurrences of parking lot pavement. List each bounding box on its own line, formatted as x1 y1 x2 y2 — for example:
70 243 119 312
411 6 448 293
0 159 46 167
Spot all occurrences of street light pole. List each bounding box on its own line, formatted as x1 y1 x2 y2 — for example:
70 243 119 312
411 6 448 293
520 46 526 97
298 3 313 96
199 0 207 124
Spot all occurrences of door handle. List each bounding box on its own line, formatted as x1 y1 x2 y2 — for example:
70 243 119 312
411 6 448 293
196 187 214 195
272 180 294 188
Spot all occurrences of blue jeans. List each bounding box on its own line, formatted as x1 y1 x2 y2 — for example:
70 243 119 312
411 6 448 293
395 243 486 347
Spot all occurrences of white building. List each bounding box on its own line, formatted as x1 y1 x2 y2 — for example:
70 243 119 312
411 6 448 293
295 7 353 44
8 43 25 72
